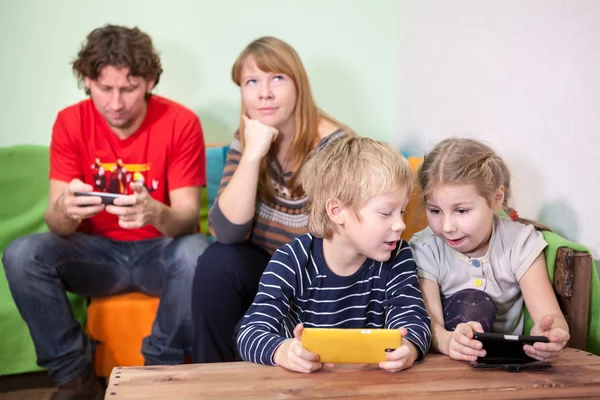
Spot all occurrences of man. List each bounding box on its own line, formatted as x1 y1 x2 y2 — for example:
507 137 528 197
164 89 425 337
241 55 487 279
2 25 209 400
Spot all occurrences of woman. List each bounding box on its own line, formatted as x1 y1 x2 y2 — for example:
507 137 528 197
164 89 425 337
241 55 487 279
191 36 352 362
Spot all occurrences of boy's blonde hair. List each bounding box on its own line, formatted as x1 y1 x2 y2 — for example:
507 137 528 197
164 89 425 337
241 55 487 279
418 137 549 230
301 136 413 239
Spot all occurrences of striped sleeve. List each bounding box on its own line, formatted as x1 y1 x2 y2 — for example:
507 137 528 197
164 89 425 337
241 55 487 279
236 247 299 365
208 133 253 243
384 240 432 361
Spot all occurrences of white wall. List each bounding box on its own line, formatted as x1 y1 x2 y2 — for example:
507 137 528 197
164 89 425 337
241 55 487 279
397 0 600 258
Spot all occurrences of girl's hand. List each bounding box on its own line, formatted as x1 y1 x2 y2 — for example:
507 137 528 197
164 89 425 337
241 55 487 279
379 328 418 372
525 315 570 362
447 321 487 362
273 324 325 373
241 115 278 162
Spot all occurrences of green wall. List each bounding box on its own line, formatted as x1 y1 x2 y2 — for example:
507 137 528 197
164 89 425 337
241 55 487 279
0 0 398 146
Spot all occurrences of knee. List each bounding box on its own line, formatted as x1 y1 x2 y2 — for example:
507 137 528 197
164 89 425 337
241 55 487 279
193 242 249 280
167 234 211 274
2 233 56 283
2 236 27 281
191 243 246 307
454 289 496 311
443 289 497 332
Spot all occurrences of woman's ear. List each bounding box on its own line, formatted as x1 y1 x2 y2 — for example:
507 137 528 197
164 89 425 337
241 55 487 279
326 199 346 226
493 186 505 211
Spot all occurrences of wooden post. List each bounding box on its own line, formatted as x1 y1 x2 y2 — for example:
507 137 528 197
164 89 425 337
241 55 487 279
553 247 592 350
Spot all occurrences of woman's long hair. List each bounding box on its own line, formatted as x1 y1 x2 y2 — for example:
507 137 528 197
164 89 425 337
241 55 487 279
232 36 346 202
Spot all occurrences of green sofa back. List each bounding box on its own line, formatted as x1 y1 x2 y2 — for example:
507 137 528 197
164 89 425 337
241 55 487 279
0 145 87 375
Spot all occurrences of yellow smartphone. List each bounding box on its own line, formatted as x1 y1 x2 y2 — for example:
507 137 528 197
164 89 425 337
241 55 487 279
301 328 402 364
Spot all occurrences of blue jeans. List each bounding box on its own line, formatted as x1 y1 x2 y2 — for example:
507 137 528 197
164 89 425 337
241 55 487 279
2 231 209 385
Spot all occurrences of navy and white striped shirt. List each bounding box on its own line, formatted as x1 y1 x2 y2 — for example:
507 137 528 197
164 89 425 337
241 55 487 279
237 233 432 365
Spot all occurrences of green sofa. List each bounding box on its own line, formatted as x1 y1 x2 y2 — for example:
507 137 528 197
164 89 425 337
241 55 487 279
0 144 228 376
0 145 87 375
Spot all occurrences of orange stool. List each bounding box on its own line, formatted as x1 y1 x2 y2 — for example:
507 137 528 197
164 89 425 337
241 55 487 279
86 293 159 377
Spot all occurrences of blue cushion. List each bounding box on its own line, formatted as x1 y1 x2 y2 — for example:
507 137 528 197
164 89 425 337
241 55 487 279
206 145 229 211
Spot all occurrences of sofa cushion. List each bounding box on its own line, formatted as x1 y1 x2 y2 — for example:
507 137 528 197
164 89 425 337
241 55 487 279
200 145 228 236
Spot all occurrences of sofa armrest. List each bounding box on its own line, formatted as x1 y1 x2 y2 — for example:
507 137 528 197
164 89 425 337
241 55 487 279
553 247 592 350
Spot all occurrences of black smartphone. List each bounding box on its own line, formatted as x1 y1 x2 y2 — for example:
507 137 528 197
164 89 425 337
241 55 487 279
469 332 551 372
74 191 129 206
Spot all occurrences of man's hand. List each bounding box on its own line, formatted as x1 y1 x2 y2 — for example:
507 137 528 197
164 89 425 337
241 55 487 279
57 179 105 220
105 182 160 229
379 328 418 372
446 321 487 362
525 315 570 362
273 324 326 373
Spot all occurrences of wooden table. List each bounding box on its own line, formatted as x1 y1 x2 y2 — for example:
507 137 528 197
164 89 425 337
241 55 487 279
105 348 600 399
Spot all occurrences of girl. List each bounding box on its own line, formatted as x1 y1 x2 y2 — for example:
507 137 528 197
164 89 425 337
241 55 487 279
409 138 569 363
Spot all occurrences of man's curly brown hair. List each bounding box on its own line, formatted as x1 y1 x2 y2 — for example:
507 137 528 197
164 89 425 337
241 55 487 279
72 25 163 95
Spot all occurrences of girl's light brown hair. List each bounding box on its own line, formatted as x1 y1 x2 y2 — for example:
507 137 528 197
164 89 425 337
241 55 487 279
301 136 414 239
231 36 347 203
417 138 550 230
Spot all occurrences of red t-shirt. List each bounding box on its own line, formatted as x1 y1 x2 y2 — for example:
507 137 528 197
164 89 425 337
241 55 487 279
50 95 206 241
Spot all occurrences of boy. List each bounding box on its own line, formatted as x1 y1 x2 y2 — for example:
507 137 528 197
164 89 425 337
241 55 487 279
236 136 431 373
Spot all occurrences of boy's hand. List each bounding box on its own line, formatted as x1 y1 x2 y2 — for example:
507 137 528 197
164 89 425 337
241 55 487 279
379 328 417 372
447 322 486 362
273 324 324 373
525 315 569 362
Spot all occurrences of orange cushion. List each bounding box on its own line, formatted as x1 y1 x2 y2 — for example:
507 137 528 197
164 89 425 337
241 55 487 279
402 156 427 241
86 293 159 377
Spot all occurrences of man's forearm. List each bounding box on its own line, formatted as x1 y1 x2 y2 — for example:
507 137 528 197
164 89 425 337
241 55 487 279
151 201 199 238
